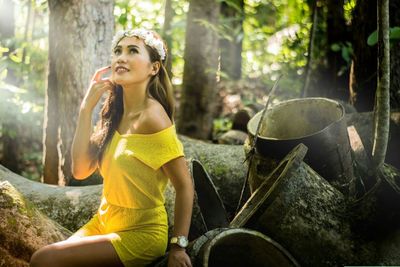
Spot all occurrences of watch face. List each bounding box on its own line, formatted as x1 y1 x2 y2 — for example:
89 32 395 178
171 236 189 248
177 237 189 248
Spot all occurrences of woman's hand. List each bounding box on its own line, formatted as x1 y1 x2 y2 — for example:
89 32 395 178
81 66 114 112
168 248 192 267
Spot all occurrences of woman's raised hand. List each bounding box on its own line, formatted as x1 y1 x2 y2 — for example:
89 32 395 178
81 66 114 112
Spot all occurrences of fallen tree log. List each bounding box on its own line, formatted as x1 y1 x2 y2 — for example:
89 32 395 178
1 131 399 266
180 136 247 216
0 136 246 232
0 164 101 232
0 181 70 267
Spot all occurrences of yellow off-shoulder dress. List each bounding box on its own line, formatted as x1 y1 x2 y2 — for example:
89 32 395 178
71 124 184 267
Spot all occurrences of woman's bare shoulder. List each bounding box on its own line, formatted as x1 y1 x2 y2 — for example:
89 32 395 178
137 99 172 134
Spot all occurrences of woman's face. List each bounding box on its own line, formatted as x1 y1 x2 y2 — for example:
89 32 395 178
110 36 156 86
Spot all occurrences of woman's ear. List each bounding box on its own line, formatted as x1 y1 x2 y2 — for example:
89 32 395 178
152 61 161 76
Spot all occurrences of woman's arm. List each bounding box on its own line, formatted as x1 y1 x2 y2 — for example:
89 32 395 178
71 66 113 179
162 157 194 267
71 107 97 179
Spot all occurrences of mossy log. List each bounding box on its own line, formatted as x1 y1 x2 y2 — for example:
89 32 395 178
180 136 247 217
0 136 245 232
0 136 245 267
0 181 70 267
1 127 399 266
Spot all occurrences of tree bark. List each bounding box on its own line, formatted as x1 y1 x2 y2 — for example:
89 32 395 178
44 0 115 185
372 0 390 172
389 0 400 107
1 136 246 231
0 181 70 267
177 0 220 139
219 0 244 80
350 0 377 111
301 0 318 98
325 0 349 101
1 137 400 266
306 0 349 100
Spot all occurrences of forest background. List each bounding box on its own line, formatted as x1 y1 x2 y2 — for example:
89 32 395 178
0 0 399 186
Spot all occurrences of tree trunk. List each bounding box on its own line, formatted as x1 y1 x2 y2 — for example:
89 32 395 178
1 138 400 266
350 0 377 111
301 0 318 98
1 136 246 231
325 0 349 101
162 0 174 79
306 0 349 100
44 0 115 185
372 0 390 172
177 0 220 139
390 0 400 108
219 0 244 80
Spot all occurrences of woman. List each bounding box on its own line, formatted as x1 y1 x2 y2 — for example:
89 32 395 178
30 29 194 267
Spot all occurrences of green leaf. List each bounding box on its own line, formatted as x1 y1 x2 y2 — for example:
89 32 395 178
331 43 341 52
368 27 400 46
118 14 128 26
367 30 378 46
390 27 400 39
341 47 350 63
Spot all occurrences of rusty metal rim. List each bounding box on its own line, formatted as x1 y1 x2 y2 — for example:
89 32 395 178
201 228 300 267
247 97 345 141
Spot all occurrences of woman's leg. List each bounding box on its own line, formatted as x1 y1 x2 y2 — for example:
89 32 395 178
30 233 124 267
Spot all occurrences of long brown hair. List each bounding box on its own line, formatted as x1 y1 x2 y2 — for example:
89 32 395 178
89 31 174 167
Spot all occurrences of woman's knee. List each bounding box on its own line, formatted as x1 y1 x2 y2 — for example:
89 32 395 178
30 244 59 267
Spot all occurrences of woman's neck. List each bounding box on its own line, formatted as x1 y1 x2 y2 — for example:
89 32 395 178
121 83 149 115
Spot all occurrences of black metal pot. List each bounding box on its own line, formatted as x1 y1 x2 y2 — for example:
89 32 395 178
247 97 354 195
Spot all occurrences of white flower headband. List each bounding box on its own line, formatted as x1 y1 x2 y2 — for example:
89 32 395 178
111 28 166 61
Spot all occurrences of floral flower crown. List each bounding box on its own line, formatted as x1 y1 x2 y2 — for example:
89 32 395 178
111 28 166 61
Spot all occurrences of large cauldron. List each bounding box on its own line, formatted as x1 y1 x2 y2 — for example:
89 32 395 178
247 97 354 195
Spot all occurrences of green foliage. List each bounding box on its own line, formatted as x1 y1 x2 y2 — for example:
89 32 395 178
212 117 233 141
331 41 353 63
343 0 356 25
4 0 331 178
367 26 400 46
242 0 311 95
0 0 48 181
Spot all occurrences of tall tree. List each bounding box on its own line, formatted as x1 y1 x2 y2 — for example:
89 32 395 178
350 0 400 111
325 0 349 100
307 0 349 100
219 0 244 80
349 0 377 111
301 0 318 98
372 0 390 172
44 0 114 185
177 0 220 139
389 0 400 107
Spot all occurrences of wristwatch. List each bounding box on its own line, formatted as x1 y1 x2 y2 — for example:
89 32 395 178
170 236 189 248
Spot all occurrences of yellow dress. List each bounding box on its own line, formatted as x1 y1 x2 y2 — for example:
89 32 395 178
71 124 185 267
